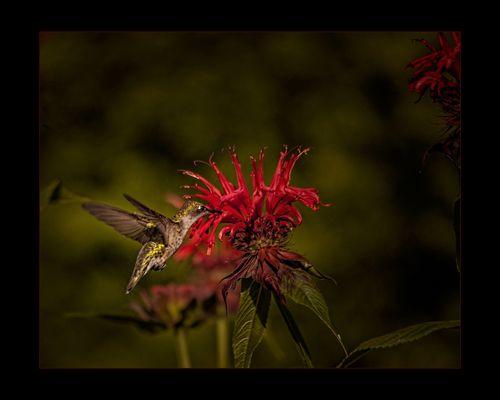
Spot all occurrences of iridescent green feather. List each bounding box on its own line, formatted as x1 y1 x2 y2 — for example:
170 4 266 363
136 242 166 269
170 200 204 223
126 242 167 293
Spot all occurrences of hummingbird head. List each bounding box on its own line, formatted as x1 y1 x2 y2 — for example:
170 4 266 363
174 200 219 227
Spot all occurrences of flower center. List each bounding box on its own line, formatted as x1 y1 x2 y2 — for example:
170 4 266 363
230 216 292 252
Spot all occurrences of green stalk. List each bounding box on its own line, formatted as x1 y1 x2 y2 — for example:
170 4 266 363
216 318 229 368
175 329 191 368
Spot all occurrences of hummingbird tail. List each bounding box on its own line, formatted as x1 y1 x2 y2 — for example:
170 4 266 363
126 278 139 294
126 241 168 294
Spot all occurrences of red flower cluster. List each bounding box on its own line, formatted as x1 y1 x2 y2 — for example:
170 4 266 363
406 32 461 168
180 146 327 253
130 261 240 329
130 283 212 329
179 146 330 303
406 32 460 101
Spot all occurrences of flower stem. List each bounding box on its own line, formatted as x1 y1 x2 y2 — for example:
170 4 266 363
175 329 191 368
216 318 229 368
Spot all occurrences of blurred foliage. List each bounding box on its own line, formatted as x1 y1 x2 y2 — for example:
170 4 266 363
40 179 89 211
39 32 459 368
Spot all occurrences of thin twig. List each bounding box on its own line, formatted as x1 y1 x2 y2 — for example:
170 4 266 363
216 317 230 368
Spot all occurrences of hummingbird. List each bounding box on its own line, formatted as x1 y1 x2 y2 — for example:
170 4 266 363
82 194 217 294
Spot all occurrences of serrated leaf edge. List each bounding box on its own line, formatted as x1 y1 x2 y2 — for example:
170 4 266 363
232 280 270 368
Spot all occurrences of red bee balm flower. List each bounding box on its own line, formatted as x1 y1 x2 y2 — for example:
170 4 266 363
406 32 460 101
406 32 461 168
130 283 209 329
179 146 331 304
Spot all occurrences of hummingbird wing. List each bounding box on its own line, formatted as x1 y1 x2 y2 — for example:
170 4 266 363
126 241 169 294
123 194 171 222
82 202 167 244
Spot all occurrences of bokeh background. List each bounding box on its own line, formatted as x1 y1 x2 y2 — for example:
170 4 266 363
39 32 460 368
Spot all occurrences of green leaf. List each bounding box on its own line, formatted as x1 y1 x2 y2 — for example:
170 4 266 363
40 179 89 211
338 320 459 367
66 312 166 334
282 272 348 356
453 196 461 272
232 279 271 368
273 292 313 368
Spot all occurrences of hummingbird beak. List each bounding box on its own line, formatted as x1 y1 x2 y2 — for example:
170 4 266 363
208 208 222 214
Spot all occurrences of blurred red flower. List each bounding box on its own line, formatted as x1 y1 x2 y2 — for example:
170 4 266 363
179 146 331 304
406 32 461 168
130 261 240 328
406 32 460 101
130 283 209 329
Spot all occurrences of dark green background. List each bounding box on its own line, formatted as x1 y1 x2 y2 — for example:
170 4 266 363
39 32 459 368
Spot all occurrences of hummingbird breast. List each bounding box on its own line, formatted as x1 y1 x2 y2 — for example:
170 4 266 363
166 223 188 252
